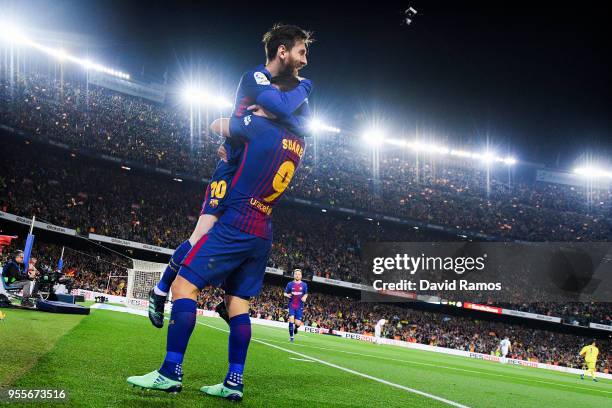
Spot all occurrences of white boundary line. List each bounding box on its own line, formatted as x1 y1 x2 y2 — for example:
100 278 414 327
289 357 315 362
198 320 471 408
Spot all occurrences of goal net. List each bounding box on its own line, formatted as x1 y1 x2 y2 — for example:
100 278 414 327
126 259 167 301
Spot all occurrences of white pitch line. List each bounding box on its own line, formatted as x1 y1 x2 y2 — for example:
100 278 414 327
198 321 470 408
289 357 315 362
252 336 612 396
120 309 610 396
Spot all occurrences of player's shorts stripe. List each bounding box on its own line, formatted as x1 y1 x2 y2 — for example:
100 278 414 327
182 234 209 267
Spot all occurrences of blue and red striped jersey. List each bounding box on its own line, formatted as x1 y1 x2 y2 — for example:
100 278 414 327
285 280 308 309
220 115 305 240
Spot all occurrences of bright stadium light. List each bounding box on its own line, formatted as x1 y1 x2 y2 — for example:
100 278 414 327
450 149 473 159
448 148 516 166
183 86 232 109
386 138 407 147
407 141 449 155
481 151 496 164
0 23 130 80
310 118 340 134
0 22 30 45
52 48 68 61
502 156 517 165
574 167 612 179
362 129 385 147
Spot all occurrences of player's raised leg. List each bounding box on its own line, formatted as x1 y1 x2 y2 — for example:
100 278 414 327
200 294 250 401
148 214 217 328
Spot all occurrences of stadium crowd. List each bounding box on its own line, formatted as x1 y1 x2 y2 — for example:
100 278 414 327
1 136 611 324
2 70 612 244
1 69 611 362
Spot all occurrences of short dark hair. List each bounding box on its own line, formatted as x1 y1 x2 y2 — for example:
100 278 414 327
271 74 300 92
262 23 313 62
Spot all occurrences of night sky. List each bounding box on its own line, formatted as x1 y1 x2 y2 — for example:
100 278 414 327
3 0 611 167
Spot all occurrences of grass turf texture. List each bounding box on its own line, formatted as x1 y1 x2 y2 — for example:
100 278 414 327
0 307 610 407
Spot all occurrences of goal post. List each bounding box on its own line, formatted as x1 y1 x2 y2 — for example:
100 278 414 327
126 259 167 301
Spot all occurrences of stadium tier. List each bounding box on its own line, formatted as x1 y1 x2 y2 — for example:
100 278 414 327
0 111 611 326
2 70 611 243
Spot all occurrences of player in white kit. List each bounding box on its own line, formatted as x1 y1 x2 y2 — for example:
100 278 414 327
374 319 386 344
499 337 511 363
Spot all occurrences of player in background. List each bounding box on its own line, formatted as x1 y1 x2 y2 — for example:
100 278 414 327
284 268 308 341
498 336 511 363
374 318 386 344
128 24 313 402
147 23 312 328
579 340 599 382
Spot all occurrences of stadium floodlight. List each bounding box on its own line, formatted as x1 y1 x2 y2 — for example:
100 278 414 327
408 141 450 155
450 149 473 159
386 138 407 147
362 129 385 147
52 48 68 61
310 118 341 134
0 22 29 45
503 156 517 165
83 59 95 69
481 152 496 164
0 23 131 80
574 167 612 179
183 86 232 109
448 149 516 166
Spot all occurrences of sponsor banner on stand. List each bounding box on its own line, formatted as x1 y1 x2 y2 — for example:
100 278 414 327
589 322 612 332
0 211 77 236
502 308 562 323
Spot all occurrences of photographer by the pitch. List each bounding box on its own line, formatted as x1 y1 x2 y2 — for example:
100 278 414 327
2 250 38 307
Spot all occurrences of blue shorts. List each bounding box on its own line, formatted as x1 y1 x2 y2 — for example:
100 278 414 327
288 306 303 320
179 222 272 297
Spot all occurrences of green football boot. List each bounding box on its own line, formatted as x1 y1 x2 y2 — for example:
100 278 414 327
148 288 166 328
200 382 243 402
127 370 182 393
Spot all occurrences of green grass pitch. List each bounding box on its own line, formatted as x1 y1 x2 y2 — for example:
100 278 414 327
0 306 610 407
